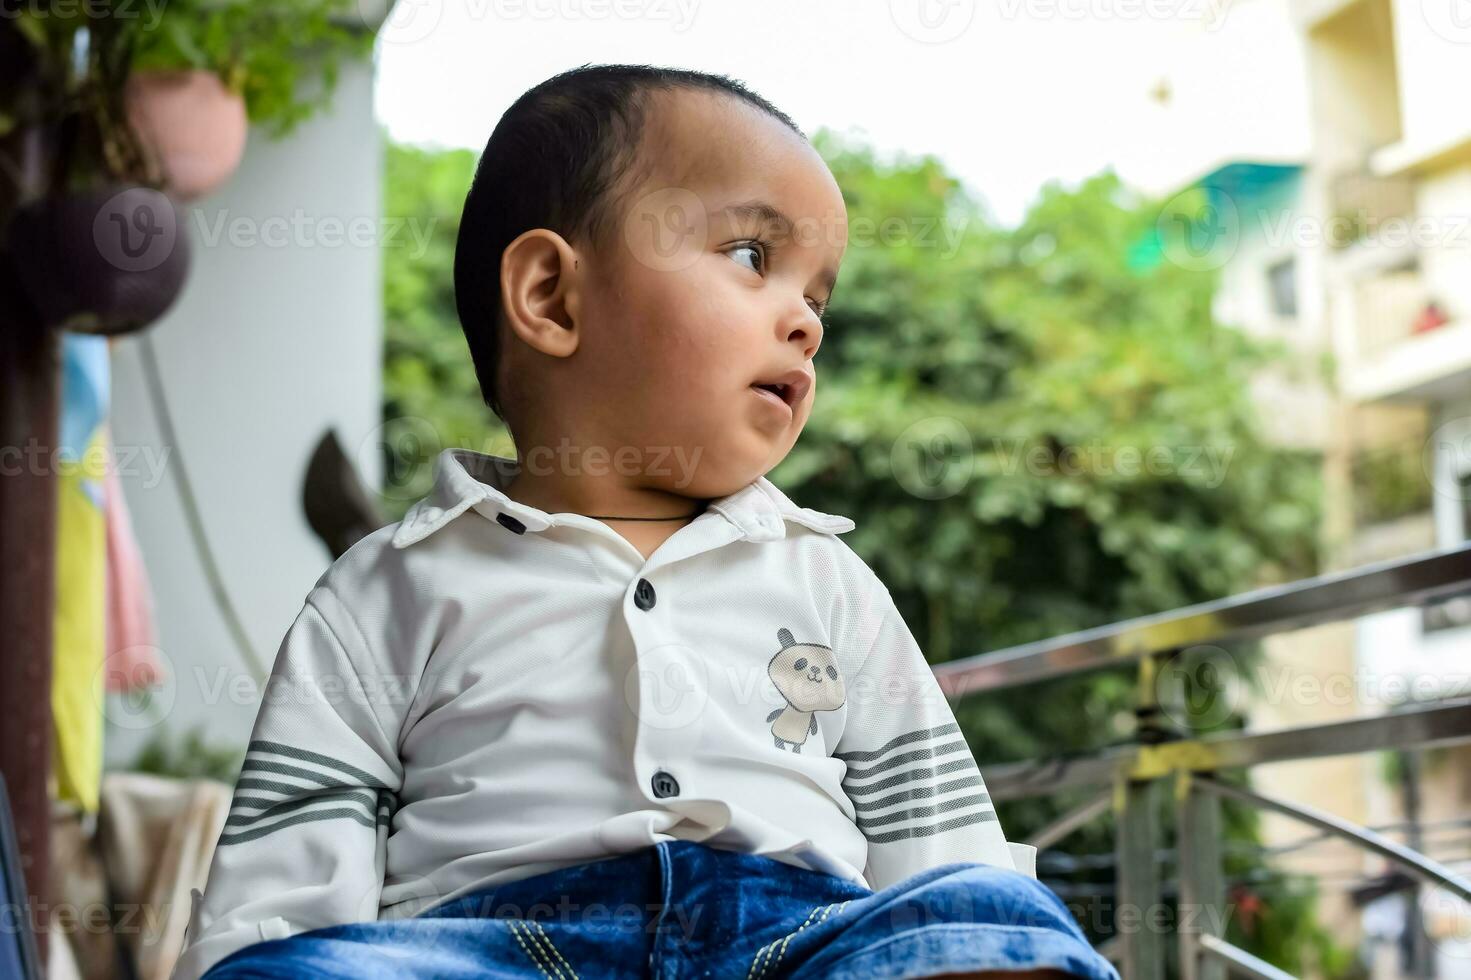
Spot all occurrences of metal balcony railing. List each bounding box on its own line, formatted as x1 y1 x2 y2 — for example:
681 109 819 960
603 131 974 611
935 541 1471 979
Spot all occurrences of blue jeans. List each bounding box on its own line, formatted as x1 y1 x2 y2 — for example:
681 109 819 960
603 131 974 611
202 839 1119 979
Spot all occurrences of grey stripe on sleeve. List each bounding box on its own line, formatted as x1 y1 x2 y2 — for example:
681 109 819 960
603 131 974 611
862 809 999 845
218 805 378 846
840 757 978 796
228 789 379 819
246 739 392 789
832 723 960 764
848 773 991 813
840 739 970 781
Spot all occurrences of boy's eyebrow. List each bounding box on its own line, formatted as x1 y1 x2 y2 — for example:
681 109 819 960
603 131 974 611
720 199 842 297
722 200 791 233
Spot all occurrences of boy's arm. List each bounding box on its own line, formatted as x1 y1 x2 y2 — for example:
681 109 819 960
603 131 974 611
170 585 404 980
834 583 1026 891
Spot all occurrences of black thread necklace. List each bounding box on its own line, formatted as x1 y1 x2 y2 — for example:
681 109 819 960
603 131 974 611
582 508 706 521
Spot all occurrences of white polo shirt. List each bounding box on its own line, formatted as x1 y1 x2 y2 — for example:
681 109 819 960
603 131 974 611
171 447 1034 980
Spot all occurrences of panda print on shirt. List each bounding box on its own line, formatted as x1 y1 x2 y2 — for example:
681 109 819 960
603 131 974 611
765 627 847 753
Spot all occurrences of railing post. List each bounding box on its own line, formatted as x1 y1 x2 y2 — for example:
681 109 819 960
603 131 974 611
1176 770 1227 980
1115 650 1174 980
1116 772 1166 980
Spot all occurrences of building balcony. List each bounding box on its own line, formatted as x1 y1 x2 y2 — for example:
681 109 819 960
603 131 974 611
1325 167 1471 406
1340 271 1471 404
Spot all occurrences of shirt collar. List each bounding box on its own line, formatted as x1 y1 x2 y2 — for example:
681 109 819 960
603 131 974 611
389 447 855 549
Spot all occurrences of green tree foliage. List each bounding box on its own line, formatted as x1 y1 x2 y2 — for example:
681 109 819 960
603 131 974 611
381 138 504 502
382 132 1358 976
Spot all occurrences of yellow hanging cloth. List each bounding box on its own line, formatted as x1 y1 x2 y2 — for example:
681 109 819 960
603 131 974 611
51 423 109 814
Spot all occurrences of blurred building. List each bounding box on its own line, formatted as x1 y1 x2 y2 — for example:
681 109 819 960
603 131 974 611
1293 0 1471 975
1163 0 1471 975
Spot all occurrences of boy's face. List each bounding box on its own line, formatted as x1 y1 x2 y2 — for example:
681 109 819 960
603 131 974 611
565 89 848 499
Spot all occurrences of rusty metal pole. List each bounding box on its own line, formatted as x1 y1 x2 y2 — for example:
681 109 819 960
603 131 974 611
0 256 59 970
1 23 60 959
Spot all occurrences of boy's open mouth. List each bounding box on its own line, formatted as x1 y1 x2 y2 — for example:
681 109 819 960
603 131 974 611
749 368 813 410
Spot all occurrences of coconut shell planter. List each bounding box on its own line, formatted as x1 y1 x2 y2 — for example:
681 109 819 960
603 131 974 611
4 184 191 337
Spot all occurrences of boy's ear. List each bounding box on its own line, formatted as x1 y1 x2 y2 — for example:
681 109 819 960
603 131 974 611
499 228 583 358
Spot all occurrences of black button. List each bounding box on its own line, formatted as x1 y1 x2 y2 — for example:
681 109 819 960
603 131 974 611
633 578 656 610
496 512 526 534
650 770 680 798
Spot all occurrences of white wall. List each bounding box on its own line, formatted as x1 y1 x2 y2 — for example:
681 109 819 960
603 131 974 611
103 60 384 769
1416 167 1471 320
1389 0 1471 153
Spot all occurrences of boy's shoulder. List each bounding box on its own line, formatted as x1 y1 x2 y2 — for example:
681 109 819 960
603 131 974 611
309 500 473 609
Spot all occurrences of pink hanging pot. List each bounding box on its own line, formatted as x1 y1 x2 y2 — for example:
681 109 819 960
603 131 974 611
124 68 248 202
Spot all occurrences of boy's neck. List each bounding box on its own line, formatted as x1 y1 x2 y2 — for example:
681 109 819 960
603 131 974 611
502 464 707 523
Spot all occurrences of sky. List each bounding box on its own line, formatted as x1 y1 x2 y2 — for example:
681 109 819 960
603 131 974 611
371 0 1312 228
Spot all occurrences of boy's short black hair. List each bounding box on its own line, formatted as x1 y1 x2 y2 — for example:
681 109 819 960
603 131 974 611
453 63 805 425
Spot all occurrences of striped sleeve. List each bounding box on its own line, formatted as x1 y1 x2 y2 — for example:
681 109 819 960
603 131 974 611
833 585 1017 891
170 587 404 980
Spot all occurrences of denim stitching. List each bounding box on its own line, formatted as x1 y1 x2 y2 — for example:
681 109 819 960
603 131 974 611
531 921 580 979
750 903 831 980
769 899 850 975
527 922 571 980
507 920 556 979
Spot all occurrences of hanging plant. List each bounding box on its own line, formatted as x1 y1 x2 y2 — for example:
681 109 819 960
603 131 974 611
5 0 376 190
0 1 379 334
125 0 378 142
122 0 376 197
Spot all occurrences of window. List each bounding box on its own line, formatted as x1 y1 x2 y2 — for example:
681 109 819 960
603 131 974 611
1266 258 1297 318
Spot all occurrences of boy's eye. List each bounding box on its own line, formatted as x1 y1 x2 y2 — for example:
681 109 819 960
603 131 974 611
727 242 764 274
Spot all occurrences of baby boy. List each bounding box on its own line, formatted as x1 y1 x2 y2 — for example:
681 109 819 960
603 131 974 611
172 63 1117 980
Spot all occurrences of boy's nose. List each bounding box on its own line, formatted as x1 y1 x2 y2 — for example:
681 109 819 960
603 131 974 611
780 303 823 359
